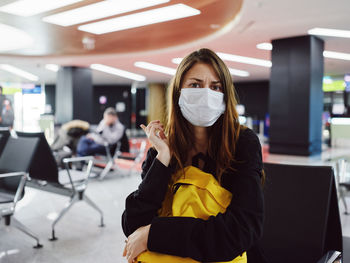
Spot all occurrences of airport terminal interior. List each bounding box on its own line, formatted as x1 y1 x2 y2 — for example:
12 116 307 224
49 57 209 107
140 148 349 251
1 0 350 262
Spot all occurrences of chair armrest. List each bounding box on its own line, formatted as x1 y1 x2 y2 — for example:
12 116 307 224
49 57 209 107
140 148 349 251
316 250 341 263
0 171 27 178
62 157 94 192
0 171 27 210
63 156 94 163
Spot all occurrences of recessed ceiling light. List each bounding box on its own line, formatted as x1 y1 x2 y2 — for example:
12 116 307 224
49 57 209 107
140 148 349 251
42 0 170 27
323 51 350 61
90 64 146 81
256 42 273 50
78 4 200 35
0 23 34 52
0 0 83 17
0 64 39 81
45 64 60 72
308 27 350 39
217 52 272 67
134 62 176 75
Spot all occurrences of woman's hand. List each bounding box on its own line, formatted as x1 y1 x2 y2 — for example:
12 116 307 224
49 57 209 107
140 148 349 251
123 224 151 263
140 120 170 166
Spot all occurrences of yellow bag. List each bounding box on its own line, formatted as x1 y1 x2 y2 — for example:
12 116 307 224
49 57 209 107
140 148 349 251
137 166 247 263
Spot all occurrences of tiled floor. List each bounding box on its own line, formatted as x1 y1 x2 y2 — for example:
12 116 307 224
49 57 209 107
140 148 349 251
1 165 350 263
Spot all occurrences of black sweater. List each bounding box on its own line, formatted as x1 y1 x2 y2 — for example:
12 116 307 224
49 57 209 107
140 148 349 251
122 128 264 262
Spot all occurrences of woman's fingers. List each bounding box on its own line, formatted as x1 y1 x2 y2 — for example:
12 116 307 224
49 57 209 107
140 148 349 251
122 244 127 257
159 130 167 140
140 122 164 138
127 249 134 263
124 243 133 263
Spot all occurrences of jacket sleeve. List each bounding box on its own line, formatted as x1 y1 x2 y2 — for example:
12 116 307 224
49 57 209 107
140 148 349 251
121 148 173 236
147 129 264 262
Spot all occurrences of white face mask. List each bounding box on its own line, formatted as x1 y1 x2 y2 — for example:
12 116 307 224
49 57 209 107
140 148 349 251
178 88 226 127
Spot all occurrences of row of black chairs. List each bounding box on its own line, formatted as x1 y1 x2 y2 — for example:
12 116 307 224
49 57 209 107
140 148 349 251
0 129 104 248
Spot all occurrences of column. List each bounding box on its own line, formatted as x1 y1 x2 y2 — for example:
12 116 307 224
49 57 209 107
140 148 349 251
56 66 93 124
147 83 167 124
268 35 324 155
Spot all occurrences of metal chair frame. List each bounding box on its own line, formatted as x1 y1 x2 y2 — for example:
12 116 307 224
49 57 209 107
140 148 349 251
28 156 105 241
98 140 147 180
0 172 42 248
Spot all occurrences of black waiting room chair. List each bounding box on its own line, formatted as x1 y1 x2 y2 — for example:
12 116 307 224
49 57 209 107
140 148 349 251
0 127 11 156
261 162 343 263
15 131 105 241
0 136 42 248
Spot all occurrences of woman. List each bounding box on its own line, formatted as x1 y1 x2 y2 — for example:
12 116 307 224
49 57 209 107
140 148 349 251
122 48 265 263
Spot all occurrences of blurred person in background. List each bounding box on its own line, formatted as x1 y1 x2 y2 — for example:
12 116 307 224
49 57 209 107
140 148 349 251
0 86 7 126
77 107 129 156
0 99 14 128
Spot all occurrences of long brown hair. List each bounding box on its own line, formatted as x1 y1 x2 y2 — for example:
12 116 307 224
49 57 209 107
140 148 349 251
166 48 241 181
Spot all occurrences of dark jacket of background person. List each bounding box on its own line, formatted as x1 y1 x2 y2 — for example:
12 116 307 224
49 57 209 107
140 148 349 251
51 120 90 153
122 128 266 262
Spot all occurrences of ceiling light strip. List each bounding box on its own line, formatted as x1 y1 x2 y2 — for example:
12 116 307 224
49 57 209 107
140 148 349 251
171 58 183 64
172 58 250 77
0 64 39 81
134 62 176 75
78 4 200 35
256 43 273 51
45 64 60 72
0 0 83 17
228 68 250 77
217 52 272 67
42 0 170 27
91 64 146 81
255 42 350 61
323 51 350 61
0 23 34 52
308 27 350 39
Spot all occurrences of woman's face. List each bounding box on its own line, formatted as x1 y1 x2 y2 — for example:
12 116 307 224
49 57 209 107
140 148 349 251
181 63 223 93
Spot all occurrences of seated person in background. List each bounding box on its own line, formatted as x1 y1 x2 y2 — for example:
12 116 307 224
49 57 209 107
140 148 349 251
51 119 90 167
51 119 90 153
77 107 129 157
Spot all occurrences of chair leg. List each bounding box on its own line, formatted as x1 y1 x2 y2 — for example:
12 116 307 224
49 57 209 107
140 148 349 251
50 194 79 241
339 186 349 215
11 217 43 248
83 194 105 227
99 160 114 180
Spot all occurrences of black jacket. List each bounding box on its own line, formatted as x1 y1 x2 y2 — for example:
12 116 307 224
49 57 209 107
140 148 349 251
122 128 265 262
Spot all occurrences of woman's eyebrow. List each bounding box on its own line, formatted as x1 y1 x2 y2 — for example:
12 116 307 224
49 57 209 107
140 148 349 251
187 78 203 82
187 78 221 84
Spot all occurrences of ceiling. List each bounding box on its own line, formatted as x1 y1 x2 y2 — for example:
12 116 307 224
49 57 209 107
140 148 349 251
0 0 350 85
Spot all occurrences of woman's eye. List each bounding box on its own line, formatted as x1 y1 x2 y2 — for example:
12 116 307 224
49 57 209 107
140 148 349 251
211 85 223 92
190 83 200 88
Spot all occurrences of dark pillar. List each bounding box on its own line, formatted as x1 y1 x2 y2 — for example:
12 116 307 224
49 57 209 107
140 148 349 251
269 35 324 156
56 67 93 123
